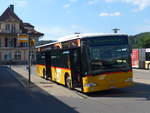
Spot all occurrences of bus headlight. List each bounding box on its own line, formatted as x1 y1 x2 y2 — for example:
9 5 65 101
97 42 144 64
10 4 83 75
125 78 133 82
84 83 97 87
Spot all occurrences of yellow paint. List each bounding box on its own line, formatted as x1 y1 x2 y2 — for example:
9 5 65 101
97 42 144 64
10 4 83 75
36 64 46 77
18 34 28 43
82 71 133 93
145 61 150 69
51 67 71 85
36 64 133 93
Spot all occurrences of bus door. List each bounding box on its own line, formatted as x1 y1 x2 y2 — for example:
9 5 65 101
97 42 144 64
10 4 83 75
45 51 51 79
70 48 82 89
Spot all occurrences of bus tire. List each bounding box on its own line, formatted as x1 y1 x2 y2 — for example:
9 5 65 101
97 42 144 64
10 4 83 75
43 69 47 79
65 75 72 89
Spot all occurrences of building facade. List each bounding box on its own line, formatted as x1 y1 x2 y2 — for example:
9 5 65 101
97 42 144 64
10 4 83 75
0 5 43 64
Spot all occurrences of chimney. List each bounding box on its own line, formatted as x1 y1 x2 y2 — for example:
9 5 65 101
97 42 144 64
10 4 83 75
10 4 14 12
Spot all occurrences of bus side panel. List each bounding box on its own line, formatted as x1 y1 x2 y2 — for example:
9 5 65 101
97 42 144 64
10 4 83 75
51 66 71 85
82 71 133 93
51 66 57 81
59 68 71 85
36 64 46 77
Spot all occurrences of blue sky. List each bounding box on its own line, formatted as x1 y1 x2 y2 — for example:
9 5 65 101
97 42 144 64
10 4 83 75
0 0 150 40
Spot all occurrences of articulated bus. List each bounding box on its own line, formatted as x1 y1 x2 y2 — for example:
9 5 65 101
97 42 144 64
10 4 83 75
36 33 133 93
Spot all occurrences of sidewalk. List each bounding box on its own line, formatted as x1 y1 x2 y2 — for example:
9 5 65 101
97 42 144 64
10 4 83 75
8 65 150 100
9 65 85 99
133 69 150 85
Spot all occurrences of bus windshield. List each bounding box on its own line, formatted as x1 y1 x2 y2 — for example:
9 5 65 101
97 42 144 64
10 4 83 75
82 36 131 75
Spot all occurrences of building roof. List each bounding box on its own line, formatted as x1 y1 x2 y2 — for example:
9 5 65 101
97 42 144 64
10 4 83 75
21 23 44 37
0 5 44 37
0 5 22 22
23 23 34 28
26 29 44 37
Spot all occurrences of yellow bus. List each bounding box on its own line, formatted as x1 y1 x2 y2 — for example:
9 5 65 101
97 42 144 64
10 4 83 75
145 48 150 70
36 33 133 93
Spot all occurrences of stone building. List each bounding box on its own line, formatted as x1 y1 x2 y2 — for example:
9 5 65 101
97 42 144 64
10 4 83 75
0 5 44 64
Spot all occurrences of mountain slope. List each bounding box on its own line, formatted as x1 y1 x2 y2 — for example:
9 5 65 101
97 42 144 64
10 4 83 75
129 32 150 48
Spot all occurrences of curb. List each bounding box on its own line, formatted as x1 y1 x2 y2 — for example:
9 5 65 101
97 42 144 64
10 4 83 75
7 67 34 88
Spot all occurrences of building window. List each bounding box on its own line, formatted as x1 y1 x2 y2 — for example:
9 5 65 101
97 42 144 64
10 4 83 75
11 24 16 33
14 51 21 60
4 38 16 47
20 42 28 47
4 53 11 61
7 38 15 47
5 38 8 47
5 24 10 31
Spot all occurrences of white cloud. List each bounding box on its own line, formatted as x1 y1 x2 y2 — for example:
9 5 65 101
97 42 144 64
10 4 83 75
36 26 70 40
36 25 92 40
99 12 121 16
104 0 150 11
63 4 71 8
14 0 28 7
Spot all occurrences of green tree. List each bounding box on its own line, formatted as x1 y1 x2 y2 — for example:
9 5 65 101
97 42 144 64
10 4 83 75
128 32 150 48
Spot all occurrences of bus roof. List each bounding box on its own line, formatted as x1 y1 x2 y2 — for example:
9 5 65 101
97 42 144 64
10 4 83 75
36 33 127 48
58 33 127 42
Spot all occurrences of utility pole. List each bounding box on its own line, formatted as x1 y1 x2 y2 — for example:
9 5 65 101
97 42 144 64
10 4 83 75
28 35 31 84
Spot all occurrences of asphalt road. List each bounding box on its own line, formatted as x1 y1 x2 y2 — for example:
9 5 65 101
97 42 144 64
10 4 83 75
0 66 78 113
1 66 150 113
58 69 150 113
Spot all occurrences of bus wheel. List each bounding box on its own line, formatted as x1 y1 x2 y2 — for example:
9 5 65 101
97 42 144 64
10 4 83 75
65 76 72 89
43 69 47 79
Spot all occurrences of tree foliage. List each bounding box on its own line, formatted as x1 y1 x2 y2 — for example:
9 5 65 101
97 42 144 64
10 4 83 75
37 40 56 46
129 32 150 48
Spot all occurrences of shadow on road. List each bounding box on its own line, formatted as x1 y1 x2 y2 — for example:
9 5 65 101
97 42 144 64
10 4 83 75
86 83 150 100
0 66 79 113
